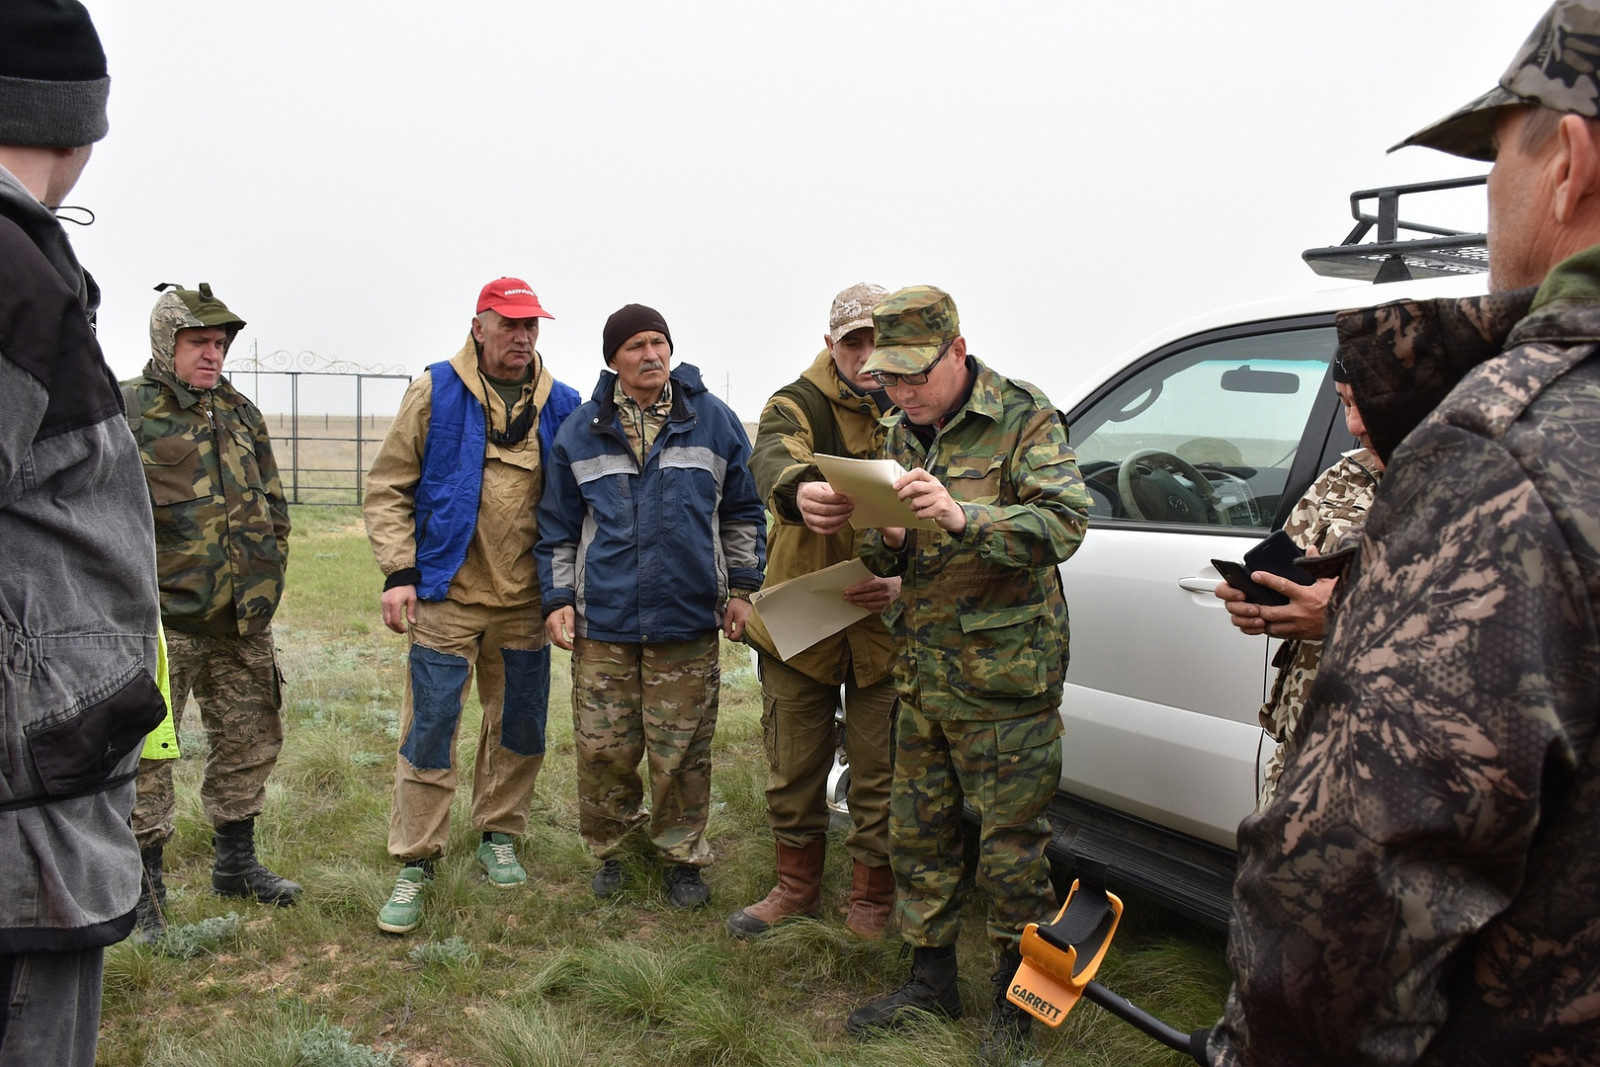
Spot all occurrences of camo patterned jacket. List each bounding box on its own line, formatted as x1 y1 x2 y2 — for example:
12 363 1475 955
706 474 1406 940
1210 256 1600 1065
1254 448 1381 809
745 349 895 687
126 356 289 637
860 356 1091 721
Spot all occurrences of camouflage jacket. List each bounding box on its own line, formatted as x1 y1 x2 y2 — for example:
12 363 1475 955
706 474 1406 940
1211 254 1600 1066
745 350 895 687
125 359 289 636
1254 448 1381 808
860 356 1091 721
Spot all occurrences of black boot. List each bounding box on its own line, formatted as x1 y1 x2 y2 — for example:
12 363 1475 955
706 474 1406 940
977 950 1034 1065
846 945 962 1036
212 817 302 906
132 844 168 944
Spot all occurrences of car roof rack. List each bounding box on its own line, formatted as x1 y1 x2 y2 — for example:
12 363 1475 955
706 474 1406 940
1302 176 1488 284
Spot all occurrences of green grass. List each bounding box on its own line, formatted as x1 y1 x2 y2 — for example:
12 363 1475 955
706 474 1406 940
99 505 1228 1065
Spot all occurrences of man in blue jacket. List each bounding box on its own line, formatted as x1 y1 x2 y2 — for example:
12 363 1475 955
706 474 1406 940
537 304 765 909
364 278 581 933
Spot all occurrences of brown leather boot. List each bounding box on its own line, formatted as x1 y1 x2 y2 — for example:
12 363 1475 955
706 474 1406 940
726 838 824 939
844 860 895 938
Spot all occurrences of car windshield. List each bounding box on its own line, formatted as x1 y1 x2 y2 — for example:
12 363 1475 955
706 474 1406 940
1072 327 1334 529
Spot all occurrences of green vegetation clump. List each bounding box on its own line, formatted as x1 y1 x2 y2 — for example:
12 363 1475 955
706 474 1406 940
156 912 241 960
98 506 1228 1065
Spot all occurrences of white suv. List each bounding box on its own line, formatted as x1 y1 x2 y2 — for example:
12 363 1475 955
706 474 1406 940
1053 269 1482 927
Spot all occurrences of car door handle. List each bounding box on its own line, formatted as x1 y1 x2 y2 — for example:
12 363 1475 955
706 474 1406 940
1178 576 1218 594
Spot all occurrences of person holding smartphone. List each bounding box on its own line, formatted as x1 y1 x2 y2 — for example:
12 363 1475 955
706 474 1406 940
1212 359 1382 808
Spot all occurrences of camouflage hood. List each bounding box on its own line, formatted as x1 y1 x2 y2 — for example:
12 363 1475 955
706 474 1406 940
148 282 246 379
1333 286 1538 466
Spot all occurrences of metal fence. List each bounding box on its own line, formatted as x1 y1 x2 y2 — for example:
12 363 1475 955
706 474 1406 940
228 348 411 506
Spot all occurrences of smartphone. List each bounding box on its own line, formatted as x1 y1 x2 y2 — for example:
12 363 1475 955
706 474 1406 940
1211 558 1289 606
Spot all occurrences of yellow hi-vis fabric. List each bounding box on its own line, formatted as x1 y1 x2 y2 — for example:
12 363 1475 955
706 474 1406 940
140 625 180 760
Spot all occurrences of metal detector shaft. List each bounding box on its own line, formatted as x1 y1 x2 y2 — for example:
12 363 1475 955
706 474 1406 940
1083 980 1206 1063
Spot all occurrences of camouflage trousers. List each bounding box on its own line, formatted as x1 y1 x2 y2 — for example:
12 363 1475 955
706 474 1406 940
390 598 550 862
755 649 895 865
571 633 720 866
132 627 283 849
890 700 1061 955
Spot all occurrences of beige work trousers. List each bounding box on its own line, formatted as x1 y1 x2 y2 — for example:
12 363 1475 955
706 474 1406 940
388 598 549 862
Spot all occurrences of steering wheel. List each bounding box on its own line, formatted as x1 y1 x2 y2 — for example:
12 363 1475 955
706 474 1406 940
1116 449 1220 523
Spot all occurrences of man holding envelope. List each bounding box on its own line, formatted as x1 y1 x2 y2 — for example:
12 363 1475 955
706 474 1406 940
731 284 902 941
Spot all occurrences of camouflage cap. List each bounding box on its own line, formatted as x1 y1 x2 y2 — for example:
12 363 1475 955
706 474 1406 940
149 282 246 367
861 285 960 376
1392 0 1600 161
828 282 889 344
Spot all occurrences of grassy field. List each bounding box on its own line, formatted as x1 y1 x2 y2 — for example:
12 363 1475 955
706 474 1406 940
98 505 1230 1066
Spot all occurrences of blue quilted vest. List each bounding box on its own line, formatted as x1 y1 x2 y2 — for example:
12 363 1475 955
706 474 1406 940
413 361 576 600
414 362 485 600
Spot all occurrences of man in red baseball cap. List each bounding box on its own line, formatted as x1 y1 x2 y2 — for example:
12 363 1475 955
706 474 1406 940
364 277 580 934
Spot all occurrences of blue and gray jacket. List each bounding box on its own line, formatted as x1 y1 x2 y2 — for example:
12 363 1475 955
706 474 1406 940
535 362 765 643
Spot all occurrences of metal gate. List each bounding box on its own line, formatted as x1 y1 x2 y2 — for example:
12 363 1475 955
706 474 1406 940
228 347 411 506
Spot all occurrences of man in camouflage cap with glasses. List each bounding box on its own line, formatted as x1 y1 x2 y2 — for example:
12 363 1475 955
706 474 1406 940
842 286 1092 1065
123 283 297 941
1208 2 1600 1063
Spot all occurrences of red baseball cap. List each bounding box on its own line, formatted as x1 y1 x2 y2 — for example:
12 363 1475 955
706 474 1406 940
476 277 554 319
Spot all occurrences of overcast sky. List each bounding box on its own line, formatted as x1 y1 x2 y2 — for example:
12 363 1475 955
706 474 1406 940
70 1 1543 420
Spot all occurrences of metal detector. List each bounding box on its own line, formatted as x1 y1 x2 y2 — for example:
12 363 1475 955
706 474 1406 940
1007 860 1211 1064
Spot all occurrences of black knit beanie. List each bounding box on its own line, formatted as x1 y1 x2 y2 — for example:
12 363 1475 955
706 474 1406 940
0 0 109 148
602 304 673 365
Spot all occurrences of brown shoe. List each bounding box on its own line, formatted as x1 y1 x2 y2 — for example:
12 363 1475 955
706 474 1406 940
844 860 895 938
726 838 824 939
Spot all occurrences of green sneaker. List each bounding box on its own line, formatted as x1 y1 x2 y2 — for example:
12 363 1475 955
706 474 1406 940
377 866 430 934
476 833 527 888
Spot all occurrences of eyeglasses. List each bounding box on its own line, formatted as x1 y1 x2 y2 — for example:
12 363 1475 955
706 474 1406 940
869 342 952 388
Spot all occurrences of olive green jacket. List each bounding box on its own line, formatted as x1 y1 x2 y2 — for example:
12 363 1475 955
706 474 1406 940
745 350 895 687
860 356 1091 721
125 360 290 636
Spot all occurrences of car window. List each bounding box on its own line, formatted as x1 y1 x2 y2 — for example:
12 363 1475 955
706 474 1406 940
1072 327 1334 530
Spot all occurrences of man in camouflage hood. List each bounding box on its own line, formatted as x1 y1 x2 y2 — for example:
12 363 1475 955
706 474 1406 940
1209 2 1600 1063
124 283 297 941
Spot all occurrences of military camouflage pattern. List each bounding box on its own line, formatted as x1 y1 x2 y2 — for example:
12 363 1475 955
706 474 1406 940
1335 286 1538 464
891 701 1061 953
1395 0 1600 160
125 294 289 635
829 282 889 344
570 633 720 865
861 285 962 376
132 629 283 848
860 357 1092 721
1254 449 1380 809
1210 247 1600 1065
148 283 246 354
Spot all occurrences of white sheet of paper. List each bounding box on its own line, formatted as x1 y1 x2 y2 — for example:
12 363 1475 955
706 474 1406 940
812 454 939 531
750 559 877 661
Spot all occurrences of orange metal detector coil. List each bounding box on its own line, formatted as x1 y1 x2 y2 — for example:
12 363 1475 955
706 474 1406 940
1007 877 1123 1028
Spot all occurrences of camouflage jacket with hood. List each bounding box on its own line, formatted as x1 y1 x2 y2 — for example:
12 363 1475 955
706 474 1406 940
1210 264 1600 1066
745 349 896 687
859 356 1092 721
125 286 290 636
